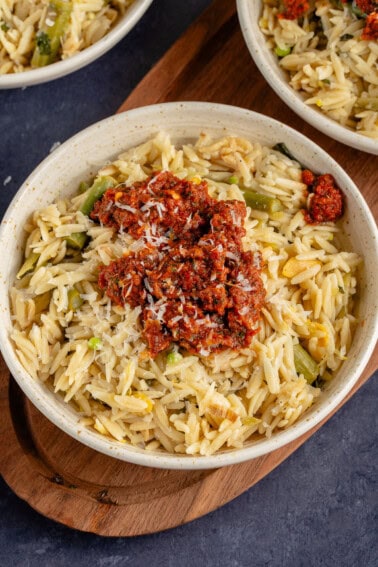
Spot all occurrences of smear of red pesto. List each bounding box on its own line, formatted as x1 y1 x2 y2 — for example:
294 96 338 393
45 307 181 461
90 171 265 358
302 170 344 224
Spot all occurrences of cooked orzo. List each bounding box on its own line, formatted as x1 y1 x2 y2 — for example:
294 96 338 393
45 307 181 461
0 0 134 73
10 132 361 456
259 0 378 138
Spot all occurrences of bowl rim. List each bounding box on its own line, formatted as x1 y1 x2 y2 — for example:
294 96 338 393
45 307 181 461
236 0 378 156
1 101 377 470
0 0 154 90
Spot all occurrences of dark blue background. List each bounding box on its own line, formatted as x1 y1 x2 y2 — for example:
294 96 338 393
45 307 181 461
1 1 377 565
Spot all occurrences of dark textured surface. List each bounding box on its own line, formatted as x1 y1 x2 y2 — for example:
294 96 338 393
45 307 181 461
0 1 377 565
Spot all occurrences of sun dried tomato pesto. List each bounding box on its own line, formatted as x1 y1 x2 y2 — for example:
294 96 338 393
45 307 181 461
92 171 265 358
362 11 378 40
278 0 310 20
302 169 344 224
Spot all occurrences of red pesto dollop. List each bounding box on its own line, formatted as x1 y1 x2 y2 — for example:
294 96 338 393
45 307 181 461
302 169 344 224
91 171 265 358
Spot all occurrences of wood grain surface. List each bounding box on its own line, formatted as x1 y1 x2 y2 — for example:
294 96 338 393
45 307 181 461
0 0 377 536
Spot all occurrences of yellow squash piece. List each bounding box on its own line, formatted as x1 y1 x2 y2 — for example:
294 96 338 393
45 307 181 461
282 257 320 278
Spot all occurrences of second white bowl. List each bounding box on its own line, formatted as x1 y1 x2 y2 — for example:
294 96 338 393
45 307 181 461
237 0 378 155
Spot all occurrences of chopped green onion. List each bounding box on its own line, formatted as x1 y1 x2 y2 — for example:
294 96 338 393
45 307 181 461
16 252 40 279
274 45 291 57
227 175 239 185
1 22 9 32
293 343 319 385
88 337 102 350
166 351 183 365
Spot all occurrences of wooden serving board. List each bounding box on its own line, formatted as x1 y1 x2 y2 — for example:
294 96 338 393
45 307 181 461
0 0 377 537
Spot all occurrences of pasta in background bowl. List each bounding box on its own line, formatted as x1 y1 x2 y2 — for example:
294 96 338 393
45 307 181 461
0 102 377 470
237 0 378 155
0 0 153 88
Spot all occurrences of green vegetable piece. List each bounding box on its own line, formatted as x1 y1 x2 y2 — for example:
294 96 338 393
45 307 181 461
35 31 51 56
166 351 183 365
16 252 40 280
34 291 52 314
293 343 319 385
1 22 9 32
228 175 239 185
273 143 307 169
340 33 354 41
242 189 282 213
78 181 90 194
274 45 291 57
88 337 102 350
64 177 115 252
31 0 72 68
67 287 83 311
64 232 87 250
80 176 116 216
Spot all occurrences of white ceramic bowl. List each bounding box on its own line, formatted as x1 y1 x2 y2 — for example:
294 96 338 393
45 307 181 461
237 0 378 155
0 102 377 469
0 0 153 89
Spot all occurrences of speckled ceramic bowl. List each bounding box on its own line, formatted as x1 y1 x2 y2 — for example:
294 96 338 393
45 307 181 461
0 102 377 469
0 0 153 89
236 0 378 155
